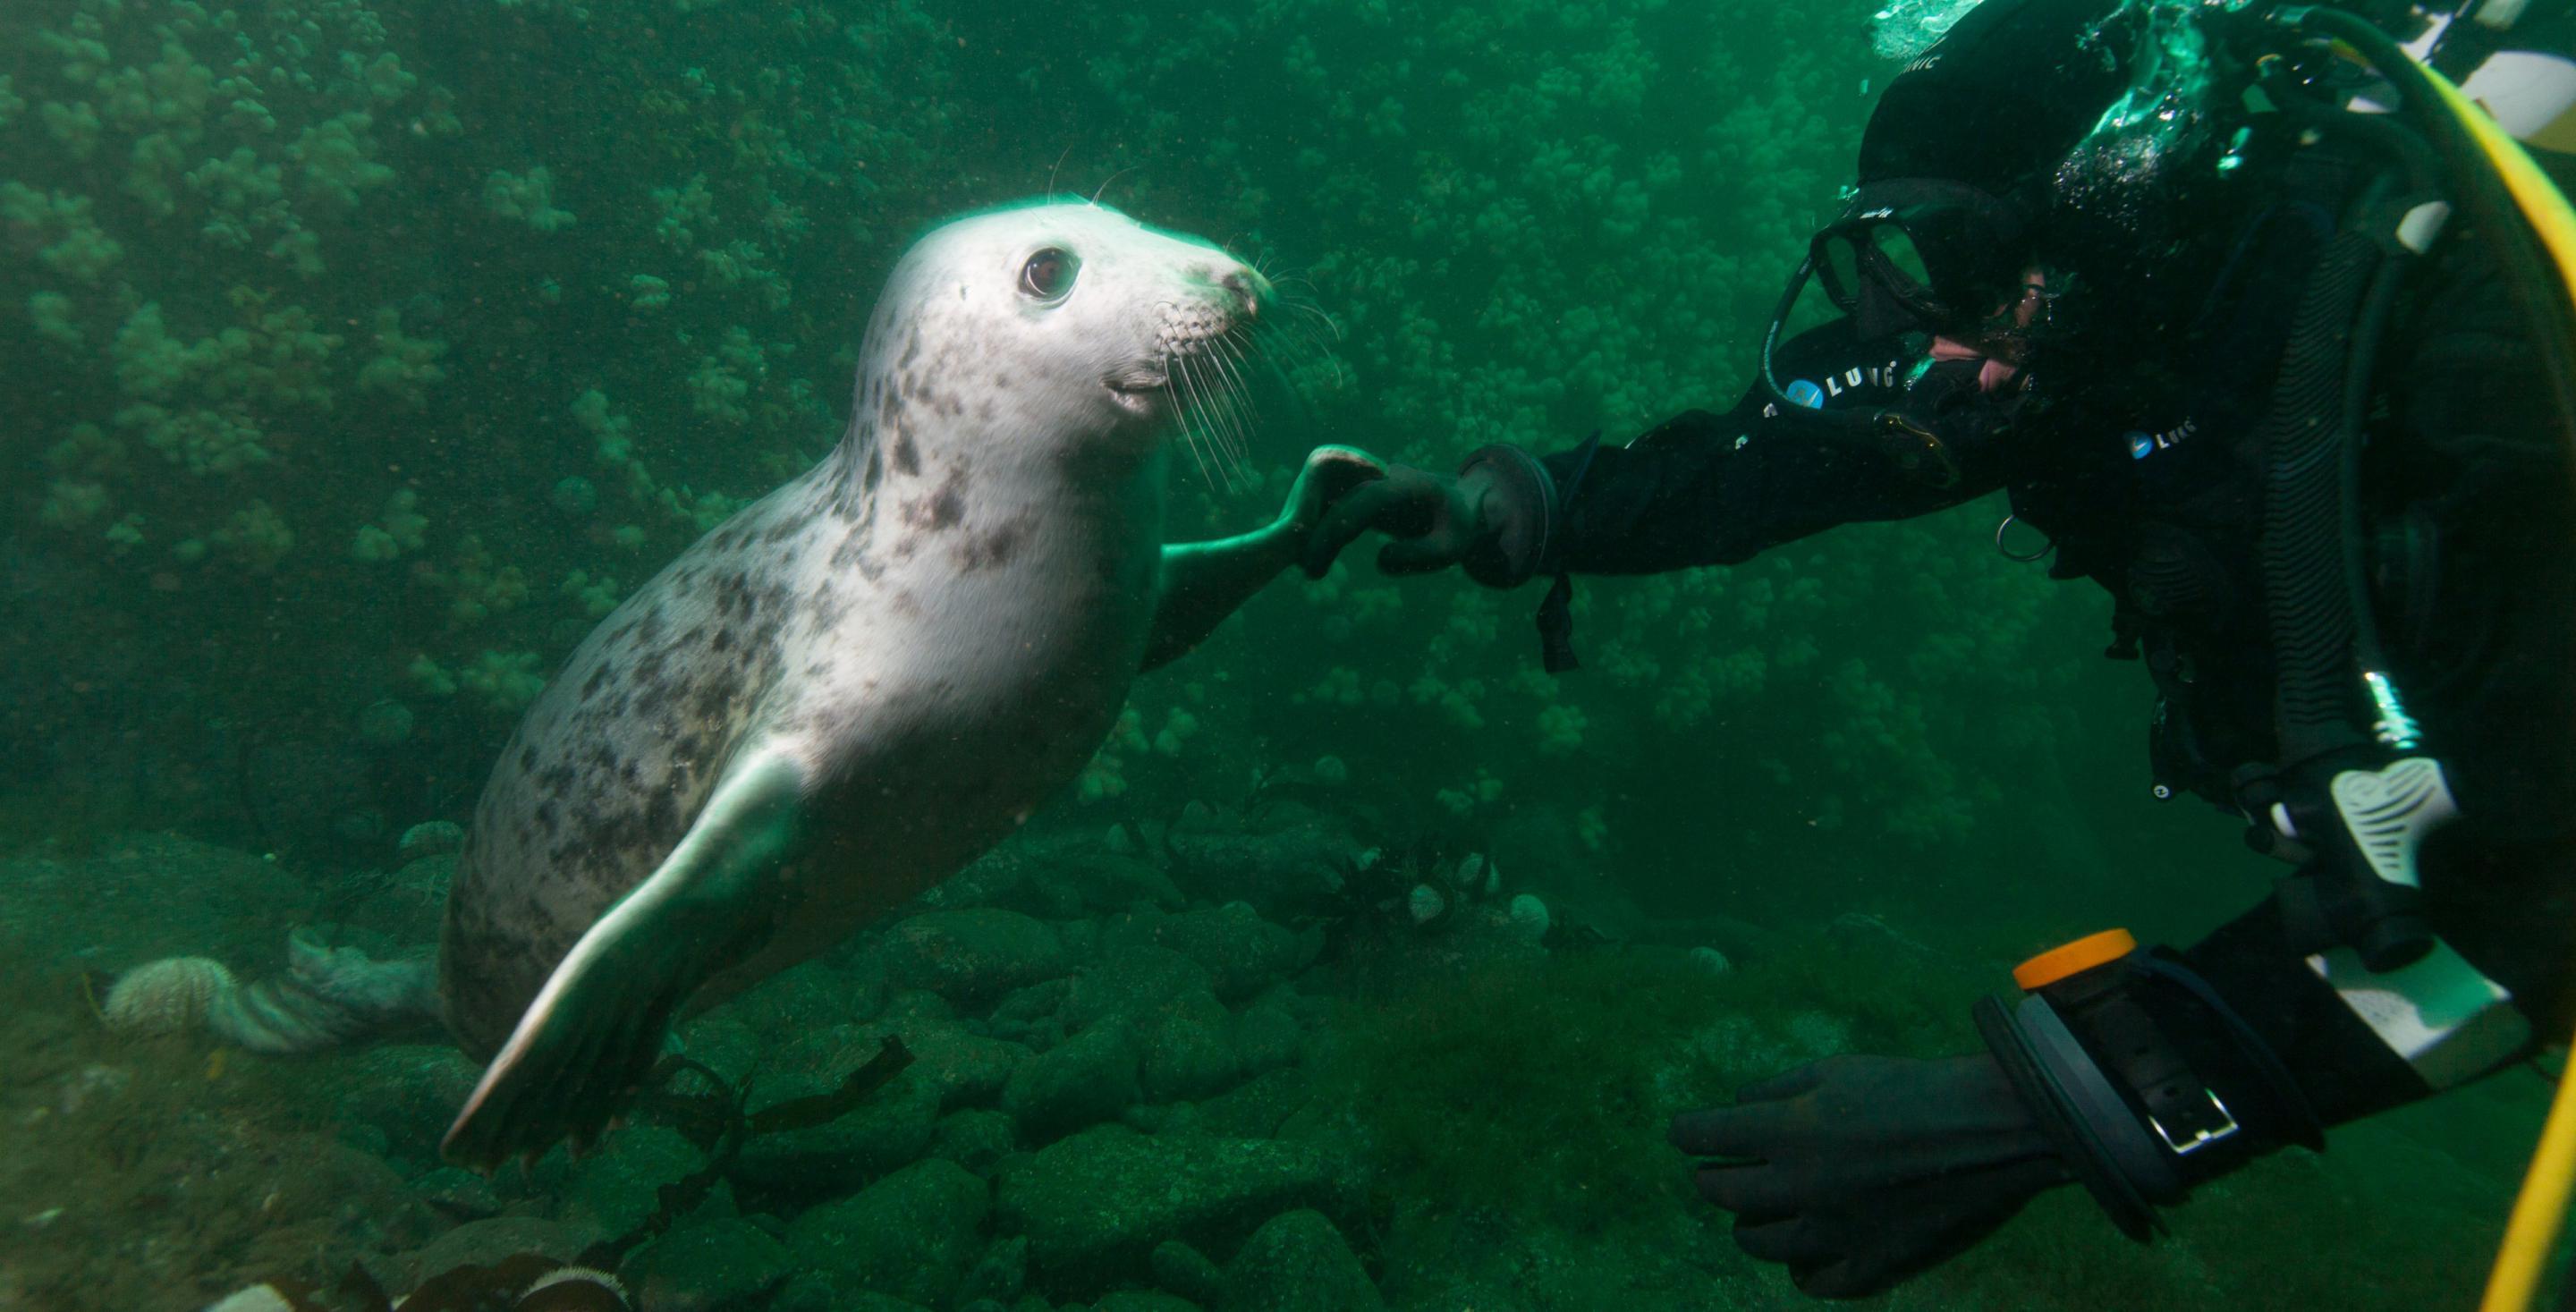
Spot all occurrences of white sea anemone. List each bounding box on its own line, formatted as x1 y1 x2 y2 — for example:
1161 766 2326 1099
1505 893 1551 944
1451 852 1486 894
201 1285 298 1312
1407 883 1446 926
506 1267 629 1310
101 957 236 1037
396 818 464 863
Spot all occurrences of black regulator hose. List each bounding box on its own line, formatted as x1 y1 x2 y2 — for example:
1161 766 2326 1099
2252 61 2429 690
2256 182 2391 765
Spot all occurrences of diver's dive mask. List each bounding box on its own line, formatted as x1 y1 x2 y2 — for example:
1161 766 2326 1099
1808 177 2038 341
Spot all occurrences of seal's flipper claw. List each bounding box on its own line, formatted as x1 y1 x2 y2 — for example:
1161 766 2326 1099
1285 445 1390 529
1140 445 1394 673
441 751 808 1169
559 1000 662 1155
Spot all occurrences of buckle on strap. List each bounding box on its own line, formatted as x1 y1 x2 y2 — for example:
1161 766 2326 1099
2148 1089 2241 1156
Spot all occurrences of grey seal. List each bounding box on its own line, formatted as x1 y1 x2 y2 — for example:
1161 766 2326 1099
430 201 1370 1165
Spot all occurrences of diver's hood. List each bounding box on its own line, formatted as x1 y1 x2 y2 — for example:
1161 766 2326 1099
1820 0 2141 340
1860 0 2140 196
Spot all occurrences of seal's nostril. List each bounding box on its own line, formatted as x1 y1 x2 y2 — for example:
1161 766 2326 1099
1216 269 1258 318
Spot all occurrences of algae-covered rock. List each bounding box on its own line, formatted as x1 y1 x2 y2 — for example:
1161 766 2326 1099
675 1011 766 1087
733 1077 941 1205
338 1044 483 1167
995 1125 1357 1294
1162 817 1363 920
787 1157 991 1306
877 909 1072 1005
1193 1066 1317 1141
1219 1209 1382 1312
993 977 1072 1026
339 852 453 944
1100 905 1316 1003
562 1123 708 1238
724 958 886 1044
932 1106 1021 1176
1063 944 1211 1031
988 978 1072 1051
1 834 318 975
620 1217 791 1311
398 1215 607 1290
1137 987 1240 1104
757 1012 1029 1113
409 1166 502 1222
735 1015 1029 1201
959 1232 1030 1304
1231 995 1305 1077
904 1024 1031 1108
1096 1293 1204 1312
942 832 1186 919
734 1027 939 1198
1150 1239 1224 1305
1003 1018 1140 1142
770 1277 931 1312
1024 848 1188 918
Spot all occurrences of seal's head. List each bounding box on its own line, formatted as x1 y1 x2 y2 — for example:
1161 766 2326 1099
862 201 1270 458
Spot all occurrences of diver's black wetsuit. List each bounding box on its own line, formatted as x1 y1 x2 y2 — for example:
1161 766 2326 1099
1521 166 2576 1125
1268 0 2576 1290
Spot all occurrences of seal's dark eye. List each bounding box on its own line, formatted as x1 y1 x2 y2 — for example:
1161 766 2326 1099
1020 248 1077 300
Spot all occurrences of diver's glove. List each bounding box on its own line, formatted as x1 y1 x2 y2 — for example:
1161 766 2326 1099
1298 444 1555 585
1669 1053 2072 1299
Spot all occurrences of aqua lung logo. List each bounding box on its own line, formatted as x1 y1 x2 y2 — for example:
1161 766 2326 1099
2127 418 2200 460
1759 356 1908 418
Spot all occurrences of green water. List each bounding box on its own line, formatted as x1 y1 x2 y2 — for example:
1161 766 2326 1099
0 0 2549 1308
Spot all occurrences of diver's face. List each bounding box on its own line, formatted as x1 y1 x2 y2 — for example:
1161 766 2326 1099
1941 263 2049 364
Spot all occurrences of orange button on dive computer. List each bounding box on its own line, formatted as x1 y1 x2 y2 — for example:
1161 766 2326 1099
2012 927 2139 992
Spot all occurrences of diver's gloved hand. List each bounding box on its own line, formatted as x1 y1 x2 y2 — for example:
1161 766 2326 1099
1670 1053 2072 1299
1298 445 1554 585
1297 461 1491 577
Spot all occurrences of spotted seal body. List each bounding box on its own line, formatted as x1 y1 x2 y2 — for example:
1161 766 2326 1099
435 202 1380 1165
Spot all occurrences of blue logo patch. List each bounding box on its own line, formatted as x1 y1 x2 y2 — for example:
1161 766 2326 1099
2127 430 2156 461
1786 379 1826 410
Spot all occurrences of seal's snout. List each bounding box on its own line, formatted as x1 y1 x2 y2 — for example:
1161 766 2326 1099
1193 263 1269 322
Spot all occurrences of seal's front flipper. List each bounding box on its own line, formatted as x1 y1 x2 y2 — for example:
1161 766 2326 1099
1143 445 1386 671
441 749 807 1172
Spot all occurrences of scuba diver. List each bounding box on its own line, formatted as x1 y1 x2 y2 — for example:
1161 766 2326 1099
1300 0 2576 1299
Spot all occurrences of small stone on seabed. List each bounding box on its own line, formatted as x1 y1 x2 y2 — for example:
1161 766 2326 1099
396 819 466 863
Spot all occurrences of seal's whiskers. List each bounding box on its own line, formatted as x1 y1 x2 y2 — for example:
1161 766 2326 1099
1210 334 1260 465
1168 351 1221 488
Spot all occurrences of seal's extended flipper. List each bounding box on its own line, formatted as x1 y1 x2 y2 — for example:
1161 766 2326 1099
1143 445 1386 672
441 749 807 1171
